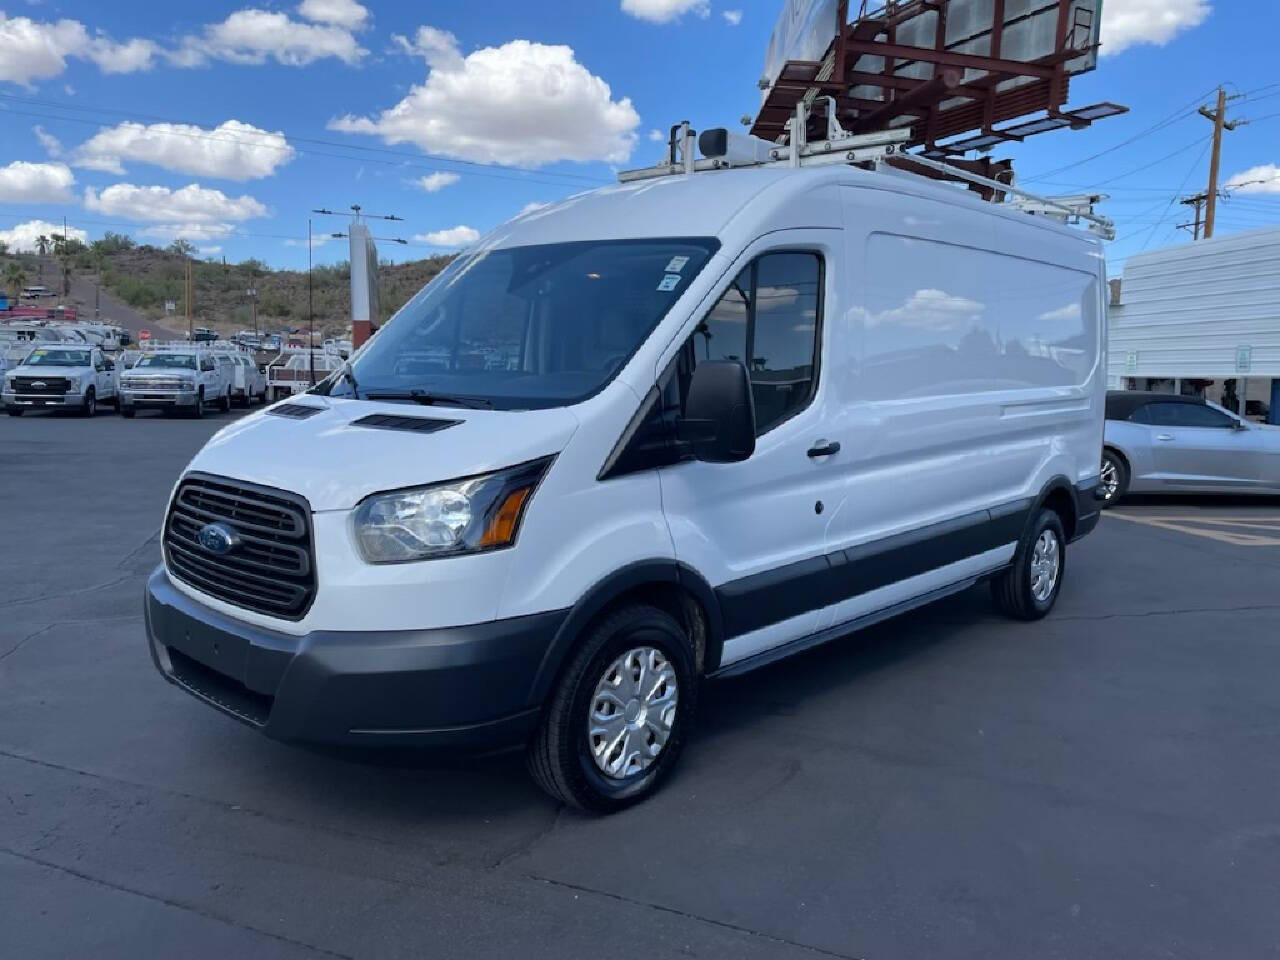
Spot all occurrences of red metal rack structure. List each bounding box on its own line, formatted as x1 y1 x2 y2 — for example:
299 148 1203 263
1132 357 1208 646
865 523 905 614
751 0 1126 183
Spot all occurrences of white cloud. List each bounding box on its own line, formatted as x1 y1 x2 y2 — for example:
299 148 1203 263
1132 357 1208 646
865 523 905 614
33 125 63 158
518 201 550 216
648 129 665 142
1101 0 1211 56
621 0 710 23
297 0 369 30
178 9 367 67
0 218 87 252
0 12 155 86
412 225 480 247
84 183 267 224
198 245 223 256
0 160 75 203
414 171 460 192
723 9 743 26
73 120 295 181
84 35 159 73
332 28 639 167
284 234 330 248
140 222 236 244
1226 164 1280 195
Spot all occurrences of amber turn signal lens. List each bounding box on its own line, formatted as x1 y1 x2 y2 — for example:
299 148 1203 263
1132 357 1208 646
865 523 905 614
478 487 532 547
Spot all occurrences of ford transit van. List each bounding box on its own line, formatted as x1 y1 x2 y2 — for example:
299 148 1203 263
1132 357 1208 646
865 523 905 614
146 137 1107 811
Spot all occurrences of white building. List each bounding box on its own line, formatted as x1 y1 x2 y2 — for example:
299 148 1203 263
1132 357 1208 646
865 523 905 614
1108 226 1280 423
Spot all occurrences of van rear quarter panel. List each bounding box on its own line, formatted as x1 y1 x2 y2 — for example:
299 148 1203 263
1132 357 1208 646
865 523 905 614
833 185 1105 550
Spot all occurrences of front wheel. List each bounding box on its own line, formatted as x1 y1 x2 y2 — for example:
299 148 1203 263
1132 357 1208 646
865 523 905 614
6 408 22 417
121 408 136 419
219 387 231 412
992 508 1066 621
1099 450 1129 508
191 389 205 419
527 605 696 813
81 389 96 417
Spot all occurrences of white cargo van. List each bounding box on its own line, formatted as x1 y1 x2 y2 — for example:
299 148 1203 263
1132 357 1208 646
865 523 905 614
145 121 1108 810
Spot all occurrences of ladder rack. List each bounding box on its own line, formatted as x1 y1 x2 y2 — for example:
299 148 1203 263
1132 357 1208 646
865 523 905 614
618 99 1115 240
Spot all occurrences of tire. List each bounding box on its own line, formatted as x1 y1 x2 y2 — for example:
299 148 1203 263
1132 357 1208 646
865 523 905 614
6 408 22 417
112 395 121 414
219 387 232 413
81 388 96 418
1099 449 1129 508
191 389 205 419
992 508 1067 621
527 604 696 813
121 408 136 419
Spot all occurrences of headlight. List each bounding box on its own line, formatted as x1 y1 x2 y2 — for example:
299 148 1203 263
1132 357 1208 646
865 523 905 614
353 457 552 563
65 377 83 392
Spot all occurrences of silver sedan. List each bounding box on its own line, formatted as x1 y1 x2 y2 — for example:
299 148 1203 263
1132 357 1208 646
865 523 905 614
1101 391 1280 504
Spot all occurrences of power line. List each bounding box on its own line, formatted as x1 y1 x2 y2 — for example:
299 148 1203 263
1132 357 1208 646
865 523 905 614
1137 140 1213 251
1020 84 1223 184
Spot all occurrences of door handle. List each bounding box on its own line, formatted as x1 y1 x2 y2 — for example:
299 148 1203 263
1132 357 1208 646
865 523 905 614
1156 434 1174 442
808 440 841 458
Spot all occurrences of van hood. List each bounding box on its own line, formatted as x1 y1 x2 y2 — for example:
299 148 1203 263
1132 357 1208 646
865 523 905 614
186 397 580 512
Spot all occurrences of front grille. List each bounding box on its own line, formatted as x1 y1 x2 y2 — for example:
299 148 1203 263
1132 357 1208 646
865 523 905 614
12 376 68 395
124 377 187 391
164 473 316 620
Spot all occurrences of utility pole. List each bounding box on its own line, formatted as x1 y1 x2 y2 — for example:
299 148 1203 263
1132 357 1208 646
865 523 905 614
1177 193 1208 240
246 286 258 337
185 257 193 341
1198 87 1240 240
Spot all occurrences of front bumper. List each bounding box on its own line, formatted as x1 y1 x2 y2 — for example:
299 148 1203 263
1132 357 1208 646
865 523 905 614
145 567 565 752
4 391 80 408
121 389 199 409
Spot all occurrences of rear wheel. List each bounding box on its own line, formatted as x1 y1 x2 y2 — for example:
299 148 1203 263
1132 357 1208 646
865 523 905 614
527 605 696 813
992 508 1066 621
1099 449 1129 508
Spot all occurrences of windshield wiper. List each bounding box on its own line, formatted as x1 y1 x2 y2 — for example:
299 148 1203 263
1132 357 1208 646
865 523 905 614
364 389 493 409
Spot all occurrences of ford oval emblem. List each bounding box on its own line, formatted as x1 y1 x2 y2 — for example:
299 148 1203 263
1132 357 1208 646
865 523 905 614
197 522 241 556
31 380 46 388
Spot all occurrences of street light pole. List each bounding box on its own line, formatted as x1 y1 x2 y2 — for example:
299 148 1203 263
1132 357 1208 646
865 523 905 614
308 218 315 387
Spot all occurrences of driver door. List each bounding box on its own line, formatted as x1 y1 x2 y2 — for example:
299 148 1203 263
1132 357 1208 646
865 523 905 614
1135 401 1262 489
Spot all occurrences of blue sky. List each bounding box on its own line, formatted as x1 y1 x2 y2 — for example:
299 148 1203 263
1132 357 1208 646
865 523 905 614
0 0 1277 276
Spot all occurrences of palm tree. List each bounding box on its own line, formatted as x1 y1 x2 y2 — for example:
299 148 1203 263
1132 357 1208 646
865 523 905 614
36 235 50 257
4 261 27 300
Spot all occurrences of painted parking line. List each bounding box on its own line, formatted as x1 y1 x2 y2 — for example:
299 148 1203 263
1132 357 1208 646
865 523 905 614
1108 513 1280 546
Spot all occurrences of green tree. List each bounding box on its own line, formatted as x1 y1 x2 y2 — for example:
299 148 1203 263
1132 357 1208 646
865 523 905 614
168 238 197 257
35 235 49 256
3 261 27 299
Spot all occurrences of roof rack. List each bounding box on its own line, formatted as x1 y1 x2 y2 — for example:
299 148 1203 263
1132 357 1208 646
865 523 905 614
618 99 1114 240
143 340 255 354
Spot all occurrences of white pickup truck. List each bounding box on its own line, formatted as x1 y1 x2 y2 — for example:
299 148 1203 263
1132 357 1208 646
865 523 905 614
117 347 232 418
3 345 119 416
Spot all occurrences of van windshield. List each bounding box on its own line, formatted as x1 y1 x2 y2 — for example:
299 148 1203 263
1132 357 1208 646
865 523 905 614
320 238 719 410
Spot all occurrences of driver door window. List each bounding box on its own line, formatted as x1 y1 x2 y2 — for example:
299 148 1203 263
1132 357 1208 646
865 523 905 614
694 252 822 436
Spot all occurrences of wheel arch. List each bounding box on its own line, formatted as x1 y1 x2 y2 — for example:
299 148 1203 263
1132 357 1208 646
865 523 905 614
1031 475 1079 542
526 560 725 707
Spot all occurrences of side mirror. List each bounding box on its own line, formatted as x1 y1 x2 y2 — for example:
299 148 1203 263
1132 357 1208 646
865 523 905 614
677 360 756 463
1233 420 1249 431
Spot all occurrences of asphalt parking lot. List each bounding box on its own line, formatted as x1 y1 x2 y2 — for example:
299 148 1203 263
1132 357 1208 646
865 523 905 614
4 409 1280 960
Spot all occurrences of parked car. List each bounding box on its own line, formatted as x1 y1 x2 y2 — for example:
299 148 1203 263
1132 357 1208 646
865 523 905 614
190 327 219 343
226 353 268 407
118 347 231 418
145 150 1107 811
3 345 118 416
1101 391 1280 503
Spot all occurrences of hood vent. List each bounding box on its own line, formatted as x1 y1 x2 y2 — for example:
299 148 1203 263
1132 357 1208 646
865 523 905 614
353 413 461 434
268 403 325 420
